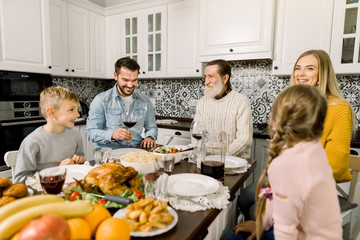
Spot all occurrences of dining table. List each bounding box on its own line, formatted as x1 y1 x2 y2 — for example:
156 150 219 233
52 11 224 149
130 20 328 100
130 158 257 240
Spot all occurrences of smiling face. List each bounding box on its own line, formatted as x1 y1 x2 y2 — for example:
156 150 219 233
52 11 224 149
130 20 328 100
293 54 319 86
204 65 226 98
53 100 80 128
114 66 138 97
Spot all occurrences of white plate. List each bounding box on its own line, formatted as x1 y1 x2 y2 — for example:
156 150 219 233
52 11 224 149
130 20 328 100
59 165 93 183
205 155 248 169
113 206 178 237
167 173 220 197
111 148 147 160
27 188 34 196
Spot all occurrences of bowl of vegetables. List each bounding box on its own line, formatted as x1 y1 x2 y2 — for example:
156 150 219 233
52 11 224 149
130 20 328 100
152 145 187 164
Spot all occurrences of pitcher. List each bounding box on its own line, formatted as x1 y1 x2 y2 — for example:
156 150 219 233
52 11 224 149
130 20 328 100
201 131 229 182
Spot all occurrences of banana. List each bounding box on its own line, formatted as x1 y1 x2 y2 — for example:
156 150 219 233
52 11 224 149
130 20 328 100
0 195 64 223
0 200 93 240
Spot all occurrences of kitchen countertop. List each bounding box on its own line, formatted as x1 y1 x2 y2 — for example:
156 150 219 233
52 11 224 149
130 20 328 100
75 117 360 148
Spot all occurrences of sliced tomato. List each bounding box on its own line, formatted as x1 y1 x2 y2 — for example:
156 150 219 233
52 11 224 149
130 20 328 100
172 149 177 153
180 148 183 151
75 179 83 186
134 190 143 199
145 174 151 182
97 199 107 205
70 191 81 201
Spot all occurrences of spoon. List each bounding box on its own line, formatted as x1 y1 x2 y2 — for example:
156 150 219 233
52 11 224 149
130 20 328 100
165 136 174 146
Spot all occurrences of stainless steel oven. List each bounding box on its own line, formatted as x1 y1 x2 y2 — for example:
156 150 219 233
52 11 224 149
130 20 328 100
0 70 52 170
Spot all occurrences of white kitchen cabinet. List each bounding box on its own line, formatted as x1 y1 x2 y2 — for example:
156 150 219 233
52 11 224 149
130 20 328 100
198 0 275 62
157 128 191 146
272 0 334 75
0 0 51 74
253 138 269 182
49 0 91 77
90 12 106 78
330 0 360 74
106 14 121 78
167 0 202 77
120 6 167 78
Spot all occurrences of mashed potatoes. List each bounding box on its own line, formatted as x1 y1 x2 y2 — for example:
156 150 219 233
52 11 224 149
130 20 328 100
121 152 161 163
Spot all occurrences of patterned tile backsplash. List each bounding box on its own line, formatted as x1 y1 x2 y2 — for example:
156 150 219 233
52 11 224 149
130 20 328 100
53 59 360 129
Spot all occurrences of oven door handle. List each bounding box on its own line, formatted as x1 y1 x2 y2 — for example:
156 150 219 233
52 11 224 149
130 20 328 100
0 119 47 126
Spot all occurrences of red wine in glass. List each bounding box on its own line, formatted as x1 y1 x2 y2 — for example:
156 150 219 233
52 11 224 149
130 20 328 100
192 133 202 140
201 161 224 182
40 175 65 194
124 121 137 128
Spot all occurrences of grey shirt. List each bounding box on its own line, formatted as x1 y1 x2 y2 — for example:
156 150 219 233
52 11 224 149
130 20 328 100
14 126 84 183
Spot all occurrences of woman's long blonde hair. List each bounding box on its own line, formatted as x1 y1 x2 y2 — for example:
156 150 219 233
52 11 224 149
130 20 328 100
290 49 356 132
255 84 328 239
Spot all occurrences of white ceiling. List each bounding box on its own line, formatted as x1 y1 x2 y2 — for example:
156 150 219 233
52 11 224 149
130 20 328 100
87 0 139 7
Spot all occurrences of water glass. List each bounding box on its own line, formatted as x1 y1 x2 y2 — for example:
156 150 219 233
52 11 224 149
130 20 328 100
39 167 67 195
154 155 175 176
93 147 112 165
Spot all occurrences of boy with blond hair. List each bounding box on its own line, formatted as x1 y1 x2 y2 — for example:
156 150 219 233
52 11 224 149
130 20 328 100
14 86 85 183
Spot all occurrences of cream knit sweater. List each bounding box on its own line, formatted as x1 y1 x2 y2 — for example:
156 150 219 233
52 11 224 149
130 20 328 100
194 90 253 158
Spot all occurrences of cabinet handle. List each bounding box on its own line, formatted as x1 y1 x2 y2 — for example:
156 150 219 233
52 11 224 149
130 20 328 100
274 66 278 70
71 69 75 72
48 66 52 69
229 48 233 52
65 69 69 72
175 131 182 136
196 69 199 72
142 71 145 74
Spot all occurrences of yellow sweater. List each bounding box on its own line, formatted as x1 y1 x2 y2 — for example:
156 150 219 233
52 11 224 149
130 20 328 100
321 98 352 183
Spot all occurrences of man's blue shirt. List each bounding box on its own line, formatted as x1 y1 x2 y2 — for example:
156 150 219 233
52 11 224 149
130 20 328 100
86 84 158 149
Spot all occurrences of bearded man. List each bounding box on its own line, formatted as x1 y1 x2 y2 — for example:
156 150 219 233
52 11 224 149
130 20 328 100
194 59 253 158
86 57 157 149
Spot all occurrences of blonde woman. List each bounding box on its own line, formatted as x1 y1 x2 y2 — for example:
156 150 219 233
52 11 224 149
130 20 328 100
223 85 342 240
290 49 356 182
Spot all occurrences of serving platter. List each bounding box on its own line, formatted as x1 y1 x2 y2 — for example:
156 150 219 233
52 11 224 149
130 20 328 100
113 206 178 237
59 165 93 183
167 173 220 197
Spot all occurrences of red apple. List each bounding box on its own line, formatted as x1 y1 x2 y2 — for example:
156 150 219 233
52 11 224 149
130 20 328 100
18 215 70 240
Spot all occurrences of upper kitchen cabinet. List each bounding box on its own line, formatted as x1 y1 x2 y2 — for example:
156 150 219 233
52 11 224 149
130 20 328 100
90 12 106 78
198 0 275 62
167 0 202 77
49 0 91 77
272 0 334 75
0 0 51 74
120 6 167 78
106 14 121 79
331 0 360 74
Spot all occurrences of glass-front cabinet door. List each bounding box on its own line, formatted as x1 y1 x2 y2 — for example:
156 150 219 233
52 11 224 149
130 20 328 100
120 6 166 78
331 0 360 73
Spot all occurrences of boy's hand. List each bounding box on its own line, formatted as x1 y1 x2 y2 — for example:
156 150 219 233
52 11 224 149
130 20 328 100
234 220 256 240
72 154 85 164
59 158 74 166
111 128 132 141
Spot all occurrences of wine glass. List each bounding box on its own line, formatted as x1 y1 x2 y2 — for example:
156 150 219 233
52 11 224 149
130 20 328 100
39 167 67 195
123 110 138 129
189 119 206 165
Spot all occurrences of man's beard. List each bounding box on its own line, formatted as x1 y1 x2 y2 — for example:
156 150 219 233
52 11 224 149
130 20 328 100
117 84 135 97
204 79 224 98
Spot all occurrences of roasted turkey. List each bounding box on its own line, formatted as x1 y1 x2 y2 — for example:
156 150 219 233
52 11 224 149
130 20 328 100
84 162 139 195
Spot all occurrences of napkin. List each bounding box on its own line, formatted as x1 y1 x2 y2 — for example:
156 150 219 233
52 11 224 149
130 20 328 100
167 183 230 212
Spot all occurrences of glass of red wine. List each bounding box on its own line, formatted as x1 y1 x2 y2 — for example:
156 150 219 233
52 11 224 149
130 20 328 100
123 110 138 129
189 119 206 165
39 167 67 195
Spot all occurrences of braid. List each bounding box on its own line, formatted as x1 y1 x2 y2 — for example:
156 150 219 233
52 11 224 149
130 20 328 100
255 128 287 239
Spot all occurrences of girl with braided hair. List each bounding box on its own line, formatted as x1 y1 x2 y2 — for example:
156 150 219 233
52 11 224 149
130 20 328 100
222 84 342 240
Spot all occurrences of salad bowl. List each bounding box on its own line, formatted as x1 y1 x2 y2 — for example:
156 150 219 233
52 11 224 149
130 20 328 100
153 145 188 164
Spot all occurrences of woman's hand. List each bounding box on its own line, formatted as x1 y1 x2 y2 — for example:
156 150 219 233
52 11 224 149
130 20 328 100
234 220 256 240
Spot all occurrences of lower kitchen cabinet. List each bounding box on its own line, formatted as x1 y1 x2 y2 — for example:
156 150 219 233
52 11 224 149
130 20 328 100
75 124 96 161
157 128 191 146
253 138 270 183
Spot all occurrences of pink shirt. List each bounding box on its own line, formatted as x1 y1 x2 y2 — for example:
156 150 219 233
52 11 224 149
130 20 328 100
264 141 342 239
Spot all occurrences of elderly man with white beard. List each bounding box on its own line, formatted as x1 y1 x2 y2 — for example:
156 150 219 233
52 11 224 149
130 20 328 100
194 59 253 158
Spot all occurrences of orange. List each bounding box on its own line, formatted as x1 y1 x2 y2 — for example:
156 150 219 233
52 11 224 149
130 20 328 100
67 218 91 240
95 217 130 240
83 204 111 236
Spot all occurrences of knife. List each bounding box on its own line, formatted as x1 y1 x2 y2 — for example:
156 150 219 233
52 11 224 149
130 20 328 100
87 193 134 205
